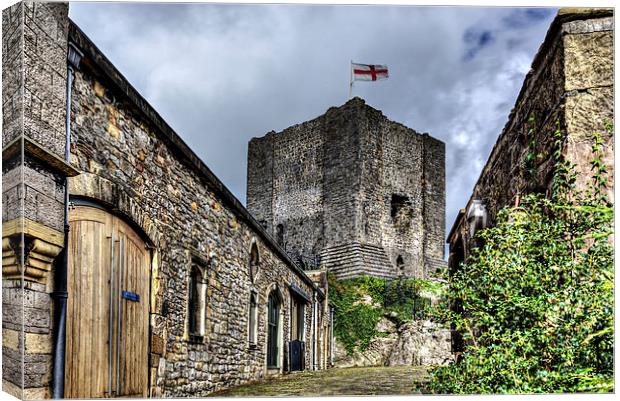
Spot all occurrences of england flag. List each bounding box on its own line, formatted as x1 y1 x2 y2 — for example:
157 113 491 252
351 63 389 82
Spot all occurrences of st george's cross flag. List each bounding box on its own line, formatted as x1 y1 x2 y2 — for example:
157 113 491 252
351 62 389 82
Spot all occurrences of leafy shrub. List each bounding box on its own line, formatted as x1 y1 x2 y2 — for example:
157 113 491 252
429 125 614 394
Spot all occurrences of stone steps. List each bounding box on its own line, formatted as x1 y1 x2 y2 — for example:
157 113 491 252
321 242 395 279
321 243 447 280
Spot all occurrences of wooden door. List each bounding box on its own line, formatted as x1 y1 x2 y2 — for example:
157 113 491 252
65 206 150 398
65 207 112 398
115 217 150 397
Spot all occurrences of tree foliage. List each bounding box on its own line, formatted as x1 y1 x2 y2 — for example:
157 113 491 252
429 124 614 394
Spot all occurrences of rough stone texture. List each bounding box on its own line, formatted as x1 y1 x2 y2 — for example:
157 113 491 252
247 99 446 279
563 28 613 91
2 1 24 149
387 321 452 366
2 2 69 398
448 10 614 262
22 1 68 157
332 317 451 368
67 21 330 397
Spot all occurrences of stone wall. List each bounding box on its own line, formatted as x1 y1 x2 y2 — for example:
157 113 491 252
67 21 327 397
2 2 71 399
247 98 446 279
448 8 614 261
333 319 452 368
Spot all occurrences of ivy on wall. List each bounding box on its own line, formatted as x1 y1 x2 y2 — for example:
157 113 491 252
328 274 441 355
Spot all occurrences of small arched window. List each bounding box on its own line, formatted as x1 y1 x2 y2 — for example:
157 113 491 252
249 242 260 282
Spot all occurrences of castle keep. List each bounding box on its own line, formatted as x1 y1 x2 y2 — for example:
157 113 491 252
247 99 445 279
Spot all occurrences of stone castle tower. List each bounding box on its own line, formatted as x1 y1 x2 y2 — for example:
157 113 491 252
247 98 445 279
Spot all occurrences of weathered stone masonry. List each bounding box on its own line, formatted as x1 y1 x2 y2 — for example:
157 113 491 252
2 2 75 399
247 99 446 279
447 9 614 352
2 2 332 399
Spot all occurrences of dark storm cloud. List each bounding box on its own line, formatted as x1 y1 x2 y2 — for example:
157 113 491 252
463 29 494 61
69 2 556 244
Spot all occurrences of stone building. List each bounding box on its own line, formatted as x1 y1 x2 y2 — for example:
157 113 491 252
247 99 446 279
447 8 614 353
2 2 332 399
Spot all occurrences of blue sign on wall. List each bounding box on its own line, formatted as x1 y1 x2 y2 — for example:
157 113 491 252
122 291 140 302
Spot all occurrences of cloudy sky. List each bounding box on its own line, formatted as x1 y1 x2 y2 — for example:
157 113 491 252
69 1 557 243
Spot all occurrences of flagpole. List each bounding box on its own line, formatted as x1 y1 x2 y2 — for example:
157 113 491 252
349 60 353 99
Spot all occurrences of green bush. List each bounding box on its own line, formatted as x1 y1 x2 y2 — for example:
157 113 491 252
429 125 614 394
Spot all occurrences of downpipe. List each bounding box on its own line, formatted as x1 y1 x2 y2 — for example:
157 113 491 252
52 43 82 399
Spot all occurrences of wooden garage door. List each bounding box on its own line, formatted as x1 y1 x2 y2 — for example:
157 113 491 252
65 206 150 398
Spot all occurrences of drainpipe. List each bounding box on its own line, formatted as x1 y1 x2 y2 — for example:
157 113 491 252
52 42 82 399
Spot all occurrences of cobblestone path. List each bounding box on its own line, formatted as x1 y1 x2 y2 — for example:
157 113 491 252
210 366 429 396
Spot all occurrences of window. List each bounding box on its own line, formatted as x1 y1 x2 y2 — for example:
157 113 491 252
396 255 405 272
188 265 206 341
249 292 258 346
249 242 259 282
390 194 412 229
390 194 409 219
291 297 305 341
276 224 285 246
267 291 281 368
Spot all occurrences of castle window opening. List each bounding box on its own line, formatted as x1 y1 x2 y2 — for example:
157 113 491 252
397 255 404 271
249 242 260 282
276 224 285 246
188 265 207 341
391 194 410 219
